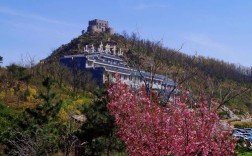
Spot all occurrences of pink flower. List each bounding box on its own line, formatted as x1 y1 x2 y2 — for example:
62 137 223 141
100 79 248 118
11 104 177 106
107 76 236 156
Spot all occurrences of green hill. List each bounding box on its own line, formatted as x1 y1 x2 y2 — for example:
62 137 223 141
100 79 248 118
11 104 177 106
1 29 252 155
46 31 252 117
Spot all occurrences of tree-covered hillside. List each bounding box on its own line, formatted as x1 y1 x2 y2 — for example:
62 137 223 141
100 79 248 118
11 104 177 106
47 32 252 116
0 31 252 155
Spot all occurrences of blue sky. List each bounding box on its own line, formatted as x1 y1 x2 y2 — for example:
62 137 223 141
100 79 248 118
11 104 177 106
0 0 252 67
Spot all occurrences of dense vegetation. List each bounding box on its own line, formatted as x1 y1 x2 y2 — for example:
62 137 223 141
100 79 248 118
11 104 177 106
0 56 124 155
0 31 252 155
48 32 252 115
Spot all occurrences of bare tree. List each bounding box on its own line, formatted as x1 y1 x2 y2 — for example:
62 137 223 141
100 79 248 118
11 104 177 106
7 132 39 156
123 32 198 102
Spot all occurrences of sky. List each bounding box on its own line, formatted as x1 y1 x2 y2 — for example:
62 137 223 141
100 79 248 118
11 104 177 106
0 0 252 67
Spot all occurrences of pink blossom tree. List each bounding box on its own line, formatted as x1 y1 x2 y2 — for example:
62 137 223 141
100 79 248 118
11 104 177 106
107 77 236 156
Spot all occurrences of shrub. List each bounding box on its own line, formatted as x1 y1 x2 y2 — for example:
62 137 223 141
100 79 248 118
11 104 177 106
234 122 252 128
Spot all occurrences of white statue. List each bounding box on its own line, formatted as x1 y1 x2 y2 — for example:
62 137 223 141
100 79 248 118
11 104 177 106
118 48 122 56
91 44 95 53
105 44 111 53
121 49 124 56
84 45 89 53
112 45 116 55
98 42 104 52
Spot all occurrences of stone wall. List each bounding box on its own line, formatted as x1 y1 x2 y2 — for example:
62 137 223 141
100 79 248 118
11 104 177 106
87 19 114 35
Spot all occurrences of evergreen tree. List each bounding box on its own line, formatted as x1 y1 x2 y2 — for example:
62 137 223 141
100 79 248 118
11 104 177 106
76 88 125 156
0 56 3 66
2 77 64 155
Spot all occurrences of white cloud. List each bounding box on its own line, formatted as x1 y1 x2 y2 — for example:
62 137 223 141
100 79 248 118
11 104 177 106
0 6 74 26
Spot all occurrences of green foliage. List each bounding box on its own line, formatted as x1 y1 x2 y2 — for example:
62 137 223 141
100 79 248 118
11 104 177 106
218 110 229 119
237 145 252 155
6 64 26 80
23 86 37 102
234 122 252 128
20 77 62 128
0 102 15 132
1 123 63 155
238 152 252 156
76 88 125 155
1 77 64 155
58 97 91 124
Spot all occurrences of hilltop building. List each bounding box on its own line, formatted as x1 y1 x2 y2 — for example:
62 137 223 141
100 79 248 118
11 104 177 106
60 42 175 93
87 19 114 35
